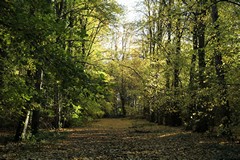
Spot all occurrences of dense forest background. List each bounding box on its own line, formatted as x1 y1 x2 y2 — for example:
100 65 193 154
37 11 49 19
0 0 239 141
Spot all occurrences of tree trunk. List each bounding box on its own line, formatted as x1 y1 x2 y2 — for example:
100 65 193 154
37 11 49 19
15 70 32 141
157 109 164 125
164 0 173 90
22 111 31 139
198 20 206 89
211 1 231 136
165 0 172 89
80 17 87 60
31 68 43 135
120 92 127 117
146 0 154 56
31 110 40 135
120 68 127 117
0 42 6 103
14 109 30 141
53 82 61 129
186 15 198 130
174 18 181 91
189 14 198 90
194 4 209 132
172 18 182 127
0 48 4 86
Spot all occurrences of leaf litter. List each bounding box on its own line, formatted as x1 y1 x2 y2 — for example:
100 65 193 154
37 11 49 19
0 118 240 160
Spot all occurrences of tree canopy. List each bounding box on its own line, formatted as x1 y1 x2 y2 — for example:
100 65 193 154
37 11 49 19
0 0 239 141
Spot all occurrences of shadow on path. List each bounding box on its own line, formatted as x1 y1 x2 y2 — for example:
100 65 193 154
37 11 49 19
1 118 240 159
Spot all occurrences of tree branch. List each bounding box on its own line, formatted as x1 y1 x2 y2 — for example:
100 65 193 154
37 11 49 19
118 63 145 84
217 0 240 6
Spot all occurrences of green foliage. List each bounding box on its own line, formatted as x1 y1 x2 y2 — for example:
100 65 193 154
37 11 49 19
113 0 240 134
0 0 239 140
0 0 123 135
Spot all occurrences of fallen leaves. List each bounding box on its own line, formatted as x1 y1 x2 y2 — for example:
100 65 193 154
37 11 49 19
0 118 240 159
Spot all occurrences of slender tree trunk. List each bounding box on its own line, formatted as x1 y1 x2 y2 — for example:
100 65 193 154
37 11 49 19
156 6 164 124
189 15 198 89
80 17 87 60
146 0 153 56
156 1 163 54
194 3 209 132
31 68 43 135
186 15 198 130
0 41 6 104
53 82 61 129
165 0 172 89
120 69 127 117
31 110 40 134
173 18 181 91
14 108 31 141
52 0 67 129
198 21 206 88
0 56 4 103
14 70 32 141
68 7 74 54
120 96 126 117
163 0 173 125
211 1 231 135
171 18 182 127
55 0 65 18
194 21 208 132
14 111 26 141
22 111 31 139
145 0 155 121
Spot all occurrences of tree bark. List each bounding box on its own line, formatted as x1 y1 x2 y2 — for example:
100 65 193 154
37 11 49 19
165 0 172 89
22 111 31 139
174 18 181 91
120 70 127 117
198 20 206 89
53 82 61 129
31 68 43 135
0 39 7 103
186 15 198 131
211 1 231 135
80 17 87 60
189 14 198 90
194 3 209 132
14 70 32 141
31 110 40 135
14 109 30 141
171 17 182 127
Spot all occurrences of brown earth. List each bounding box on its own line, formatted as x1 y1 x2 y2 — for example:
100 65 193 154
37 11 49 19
0 118 240 160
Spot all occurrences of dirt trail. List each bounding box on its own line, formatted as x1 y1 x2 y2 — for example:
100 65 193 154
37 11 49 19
1 118 240 159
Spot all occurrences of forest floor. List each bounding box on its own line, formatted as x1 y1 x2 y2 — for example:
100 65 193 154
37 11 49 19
0 118 240 160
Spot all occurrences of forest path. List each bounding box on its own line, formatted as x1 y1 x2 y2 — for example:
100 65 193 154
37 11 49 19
1 118 240 159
